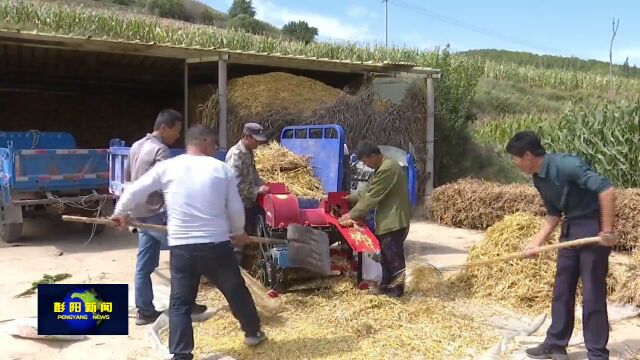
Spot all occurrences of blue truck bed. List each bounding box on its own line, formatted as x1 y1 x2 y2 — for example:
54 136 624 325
0 131 112 243
108 141 227 197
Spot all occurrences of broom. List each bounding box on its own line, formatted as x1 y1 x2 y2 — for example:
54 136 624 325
62 215 282 317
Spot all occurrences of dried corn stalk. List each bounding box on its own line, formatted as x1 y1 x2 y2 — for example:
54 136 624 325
254 141 324 199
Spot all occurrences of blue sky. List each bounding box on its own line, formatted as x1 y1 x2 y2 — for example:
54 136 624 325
204 0 640 66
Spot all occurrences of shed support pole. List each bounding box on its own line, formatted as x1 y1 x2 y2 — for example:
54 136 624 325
426 76 435 196
218 58 228 149
183 61 189 130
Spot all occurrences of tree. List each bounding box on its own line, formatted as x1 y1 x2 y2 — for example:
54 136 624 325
200 9 216 25
112 0 133 6
608 17 620 98
228 0 255 18
146 0 184 20
282 20 319 44
621 56 631 77
226 14 268 35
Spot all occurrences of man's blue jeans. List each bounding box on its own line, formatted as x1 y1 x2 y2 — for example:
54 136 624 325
135 211 168 316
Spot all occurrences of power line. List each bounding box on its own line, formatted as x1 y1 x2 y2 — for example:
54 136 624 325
390 0 560 54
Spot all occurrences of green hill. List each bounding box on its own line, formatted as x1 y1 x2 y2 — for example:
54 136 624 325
81 0 281 35
459 49 640 78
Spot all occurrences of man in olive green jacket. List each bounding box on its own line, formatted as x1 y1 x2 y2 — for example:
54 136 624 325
340 142 411 297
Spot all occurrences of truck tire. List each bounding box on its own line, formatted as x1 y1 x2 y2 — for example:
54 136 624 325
0 222 23 243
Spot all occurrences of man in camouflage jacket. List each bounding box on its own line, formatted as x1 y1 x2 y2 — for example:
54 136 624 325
225 123 269 263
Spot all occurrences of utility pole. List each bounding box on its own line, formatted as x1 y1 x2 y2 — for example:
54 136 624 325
383 0 389 47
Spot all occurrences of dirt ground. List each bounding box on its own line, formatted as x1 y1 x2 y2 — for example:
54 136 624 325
1 219 638 360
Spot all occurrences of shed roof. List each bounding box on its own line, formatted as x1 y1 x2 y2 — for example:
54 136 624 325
0 30 442 75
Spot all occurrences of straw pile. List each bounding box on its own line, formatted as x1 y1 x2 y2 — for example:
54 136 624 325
427 178 545 230
197 73 433 198
254 141 324 199
228 72 344 117
614 188 640 250
452 212 626 314
610 250 640 307
452 212 558 314
183 277 498 360
428 179 640 251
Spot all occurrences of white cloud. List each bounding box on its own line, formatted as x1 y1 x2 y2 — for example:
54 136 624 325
253 0 373 41
347 5 378 19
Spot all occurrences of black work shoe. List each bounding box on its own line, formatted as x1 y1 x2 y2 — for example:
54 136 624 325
525 344 568 360
192 303 207 315
244 330 267 347
135 309 162 326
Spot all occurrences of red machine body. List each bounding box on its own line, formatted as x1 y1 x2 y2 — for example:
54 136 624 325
257 183 380 253
257 183 301 230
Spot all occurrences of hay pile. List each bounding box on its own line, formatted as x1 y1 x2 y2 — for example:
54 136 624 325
610 250 640 307
427 178 545 230
254 141 324 199
428 179 640 251
228 72 344 117
184 278 498 360
452 212 627 314
197 72 432 197
452 212 558 314
614 188 640 250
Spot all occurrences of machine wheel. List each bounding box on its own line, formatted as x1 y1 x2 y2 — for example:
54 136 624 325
255 215 283 293
0 222 23 243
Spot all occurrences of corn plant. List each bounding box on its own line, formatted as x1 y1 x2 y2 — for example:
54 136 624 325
475 100 640 187
0 0 430 63
483 61 640 95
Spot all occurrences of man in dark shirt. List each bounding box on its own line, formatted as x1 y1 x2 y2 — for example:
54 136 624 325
505 131 617 360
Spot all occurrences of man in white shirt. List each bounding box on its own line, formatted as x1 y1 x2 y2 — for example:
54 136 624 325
112 124 266 360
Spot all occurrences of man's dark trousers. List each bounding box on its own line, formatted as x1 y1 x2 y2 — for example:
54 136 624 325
378 226 410 294
168 241 261 360
544 218 610 360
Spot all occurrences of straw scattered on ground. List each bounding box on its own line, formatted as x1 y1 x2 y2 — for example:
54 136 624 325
185 277 498 360
406 265 445 296
254 141 325 200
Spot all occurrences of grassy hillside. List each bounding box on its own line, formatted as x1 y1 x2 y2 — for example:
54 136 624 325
76 0 281 35
460 49 640 78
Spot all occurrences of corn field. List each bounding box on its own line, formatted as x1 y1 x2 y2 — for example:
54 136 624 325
0 0 431 63
483 61 640 94
474 100 640 187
